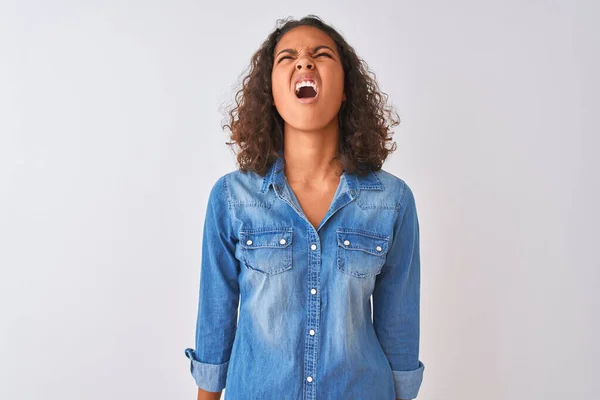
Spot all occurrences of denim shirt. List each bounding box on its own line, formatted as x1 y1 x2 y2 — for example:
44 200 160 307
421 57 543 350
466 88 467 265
184 154 425 400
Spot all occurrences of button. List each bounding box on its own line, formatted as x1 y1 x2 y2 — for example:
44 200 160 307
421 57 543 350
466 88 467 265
376 246 382 252
246 240 253 245
280 238 287 245
306 376 313 383
309 329 315 335
310 244 317 250
310 288 317 295
343 240 350 246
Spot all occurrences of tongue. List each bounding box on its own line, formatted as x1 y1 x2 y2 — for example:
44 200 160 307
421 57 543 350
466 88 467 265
297 86 317 98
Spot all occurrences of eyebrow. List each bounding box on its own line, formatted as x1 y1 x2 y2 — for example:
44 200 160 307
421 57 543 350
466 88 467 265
275 45 336 58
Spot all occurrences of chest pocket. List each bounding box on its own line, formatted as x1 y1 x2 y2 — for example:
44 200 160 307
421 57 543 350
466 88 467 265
336 228 390 278
240 227 293 275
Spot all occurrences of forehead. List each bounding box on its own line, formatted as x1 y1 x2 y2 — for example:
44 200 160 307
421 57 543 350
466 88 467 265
274 25 337 54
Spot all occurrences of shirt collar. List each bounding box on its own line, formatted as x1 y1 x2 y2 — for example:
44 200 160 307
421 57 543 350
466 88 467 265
258 153 383 197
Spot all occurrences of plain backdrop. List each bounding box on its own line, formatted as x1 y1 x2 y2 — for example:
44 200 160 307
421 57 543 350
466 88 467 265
1 1 598 399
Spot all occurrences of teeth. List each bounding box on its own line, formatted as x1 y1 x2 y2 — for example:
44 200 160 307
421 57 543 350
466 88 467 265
295 80 318 93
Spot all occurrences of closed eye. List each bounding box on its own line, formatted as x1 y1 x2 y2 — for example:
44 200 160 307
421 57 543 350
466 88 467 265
276 56 293 64
315 53 333 58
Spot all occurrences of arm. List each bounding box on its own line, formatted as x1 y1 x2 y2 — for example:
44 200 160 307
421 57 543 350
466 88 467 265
373 182 425 400
197 388 222 400
184 175 240 395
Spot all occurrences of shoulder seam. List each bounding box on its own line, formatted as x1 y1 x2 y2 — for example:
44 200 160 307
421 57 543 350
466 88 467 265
396 180 408 213
221 173 232 210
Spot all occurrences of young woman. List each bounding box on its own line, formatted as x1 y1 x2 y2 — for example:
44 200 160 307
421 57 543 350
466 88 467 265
185 15 425 400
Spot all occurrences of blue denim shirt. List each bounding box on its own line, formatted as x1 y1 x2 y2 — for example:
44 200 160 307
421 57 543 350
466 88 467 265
184 154 425 399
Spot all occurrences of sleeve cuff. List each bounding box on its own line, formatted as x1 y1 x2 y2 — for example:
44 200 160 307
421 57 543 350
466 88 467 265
392 360 425 399
184 348 229 392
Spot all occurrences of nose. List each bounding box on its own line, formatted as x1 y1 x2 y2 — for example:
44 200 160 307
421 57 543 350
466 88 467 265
296 59 313 70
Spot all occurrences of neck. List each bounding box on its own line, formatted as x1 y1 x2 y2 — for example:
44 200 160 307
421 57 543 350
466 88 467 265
282 119 343 186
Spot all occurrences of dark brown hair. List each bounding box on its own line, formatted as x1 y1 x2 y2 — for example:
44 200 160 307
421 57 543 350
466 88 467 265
223 15 400 176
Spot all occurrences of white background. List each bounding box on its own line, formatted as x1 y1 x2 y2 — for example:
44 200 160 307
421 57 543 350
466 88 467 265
1 1 598 399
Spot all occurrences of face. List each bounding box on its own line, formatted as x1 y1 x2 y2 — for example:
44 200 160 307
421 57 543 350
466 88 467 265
271 25 346 132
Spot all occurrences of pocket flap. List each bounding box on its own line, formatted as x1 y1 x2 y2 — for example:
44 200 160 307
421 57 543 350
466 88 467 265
240 227 293 249
336 229 389 256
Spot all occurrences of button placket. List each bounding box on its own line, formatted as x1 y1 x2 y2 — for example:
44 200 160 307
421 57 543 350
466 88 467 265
304 234 320 398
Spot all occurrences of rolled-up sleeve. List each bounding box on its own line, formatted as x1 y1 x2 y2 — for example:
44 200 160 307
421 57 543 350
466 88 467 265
184 174 240 392
373 182 425 400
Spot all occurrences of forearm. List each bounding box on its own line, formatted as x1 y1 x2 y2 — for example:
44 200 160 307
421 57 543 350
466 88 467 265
197 388 222 400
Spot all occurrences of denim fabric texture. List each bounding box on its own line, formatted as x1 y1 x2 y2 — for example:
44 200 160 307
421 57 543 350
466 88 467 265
185 153 425 399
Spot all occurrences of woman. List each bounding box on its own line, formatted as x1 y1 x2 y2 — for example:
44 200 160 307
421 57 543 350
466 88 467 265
185 15 425 400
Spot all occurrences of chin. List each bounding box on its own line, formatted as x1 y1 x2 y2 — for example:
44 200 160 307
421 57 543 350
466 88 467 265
284 110 339 131
288 117 337 132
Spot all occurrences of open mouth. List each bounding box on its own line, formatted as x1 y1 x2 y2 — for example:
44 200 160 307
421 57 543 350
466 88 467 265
295 80 318 99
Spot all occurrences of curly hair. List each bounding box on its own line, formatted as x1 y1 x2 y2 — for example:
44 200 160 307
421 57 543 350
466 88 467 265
223 15 400 176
